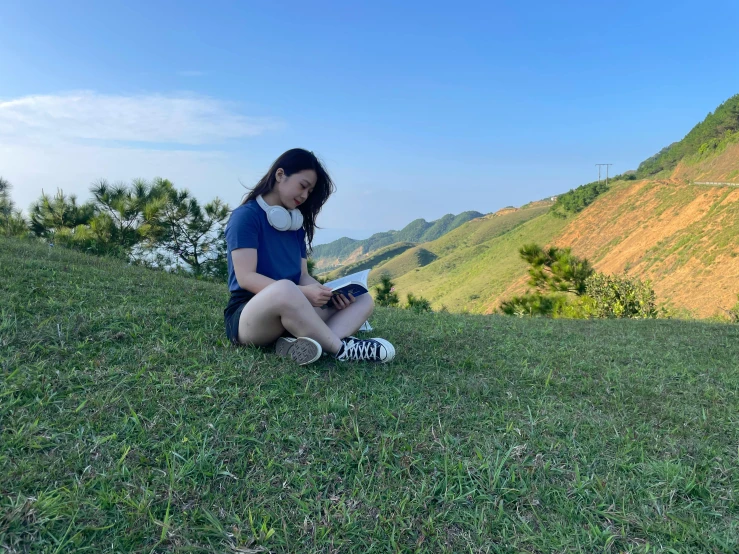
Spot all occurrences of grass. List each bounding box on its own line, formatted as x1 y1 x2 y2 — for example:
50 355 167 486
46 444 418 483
366 247 438 288
1 237 738 553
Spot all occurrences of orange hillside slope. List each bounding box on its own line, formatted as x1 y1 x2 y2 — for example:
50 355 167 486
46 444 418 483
486 179 739 317
556 180 739 317
671 142 739 183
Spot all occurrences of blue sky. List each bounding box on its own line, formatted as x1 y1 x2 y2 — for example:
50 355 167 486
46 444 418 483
2 0 739 244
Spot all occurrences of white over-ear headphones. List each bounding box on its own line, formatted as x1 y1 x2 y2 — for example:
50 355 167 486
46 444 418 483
256 195 304 231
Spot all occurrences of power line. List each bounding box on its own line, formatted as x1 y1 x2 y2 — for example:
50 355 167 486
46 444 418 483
596 164 613 186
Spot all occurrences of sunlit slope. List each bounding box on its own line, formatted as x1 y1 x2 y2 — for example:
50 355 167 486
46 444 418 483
381 211 568 312
382 173 738 317
485 174 739 317
671 141 739 183
417 203 552 258
367 246 438 287
369 203 551 286
321 242 416 280
552 179 739 317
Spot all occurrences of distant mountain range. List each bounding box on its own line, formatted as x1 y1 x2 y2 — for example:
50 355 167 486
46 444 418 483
311 211 484 271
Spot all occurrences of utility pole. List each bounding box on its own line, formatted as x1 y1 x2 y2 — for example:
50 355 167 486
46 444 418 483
596 164 613 186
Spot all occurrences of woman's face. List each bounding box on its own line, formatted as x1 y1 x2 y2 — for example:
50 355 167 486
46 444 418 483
274 169 317 209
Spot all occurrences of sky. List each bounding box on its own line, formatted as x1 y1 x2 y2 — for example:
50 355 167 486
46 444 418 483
1 0 739 245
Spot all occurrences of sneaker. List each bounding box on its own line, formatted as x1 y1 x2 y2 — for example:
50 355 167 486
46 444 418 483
335 336 395 363
275 336 322 365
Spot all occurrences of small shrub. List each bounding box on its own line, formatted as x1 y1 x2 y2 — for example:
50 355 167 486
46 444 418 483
554 295 597 319
585 273 657 319
499 244 596 318
500 292 596 319
500 292 567 317
405 293 432 313
519 243 594 295
729 294 739 323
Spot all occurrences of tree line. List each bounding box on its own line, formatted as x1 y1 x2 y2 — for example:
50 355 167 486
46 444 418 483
637 93 739 177
0 176 230 280
550 172 637 218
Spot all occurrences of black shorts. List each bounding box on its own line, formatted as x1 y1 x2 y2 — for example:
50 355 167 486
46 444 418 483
224 290 255 344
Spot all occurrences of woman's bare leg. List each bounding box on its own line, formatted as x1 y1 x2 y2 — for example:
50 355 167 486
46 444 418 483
314 294 374 339
238 280 343 354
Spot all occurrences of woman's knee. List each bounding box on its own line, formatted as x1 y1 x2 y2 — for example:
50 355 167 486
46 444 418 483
267 280 306 310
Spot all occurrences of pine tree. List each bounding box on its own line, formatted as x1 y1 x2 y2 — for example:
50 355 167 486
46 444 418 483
0 177 29 238
143 179 230 277
375 274 399 307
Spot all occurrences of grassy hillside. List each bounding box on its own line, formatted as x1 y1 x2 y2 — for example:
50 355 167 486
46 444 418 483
367 246 438 287
320 241 416 280
311 210 483 271
356 172 738 318
382 173 739 319
637 94 739 178
386 211 568 312
671 140 739 183
2 237 738 552
370 204 551 287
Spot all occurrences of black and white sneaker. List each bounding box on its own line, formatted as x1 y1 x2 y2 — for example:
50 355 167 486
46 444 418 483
335 336 395 363
275 336 322 365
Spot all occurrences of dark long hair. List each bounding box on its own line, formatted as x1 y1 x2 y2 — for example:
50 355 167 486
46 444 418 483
242 148 335 251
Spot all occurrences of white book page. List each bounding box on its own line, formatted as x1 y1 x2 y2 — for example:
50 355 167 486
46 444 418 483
322 270 372 329
323 269 370 291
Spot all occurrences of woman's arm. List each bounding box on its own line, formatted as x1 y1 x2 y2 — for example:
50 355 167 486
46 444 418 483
232 250 332 307
231 248 276 294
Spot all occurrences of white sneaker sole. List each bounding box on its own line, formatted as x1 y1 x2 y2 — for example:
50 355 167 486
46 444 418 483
371 338 396 363
275 336 322 365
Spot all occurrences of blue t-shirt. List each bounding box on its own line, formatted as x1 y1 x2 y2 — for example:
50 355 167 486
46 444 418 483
225 200 307 293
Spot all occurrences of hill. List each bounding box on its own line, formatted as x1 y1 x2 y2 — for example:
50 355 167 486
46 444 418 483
637 94 739 178
535 178 739 317
486 133 739 317
381 208 568 311
321 241 417 280
368 203 554 290
1 237 737 551
311 210 483 271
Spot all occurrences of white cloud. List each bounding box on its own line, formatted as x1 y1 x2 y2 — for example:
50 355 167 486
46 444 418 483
0 91 282 145
0 90 284 212
2 141 245 212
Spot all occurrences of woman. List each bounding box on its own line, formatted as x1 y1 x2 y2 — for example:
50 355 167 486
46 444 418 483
224 148 395 365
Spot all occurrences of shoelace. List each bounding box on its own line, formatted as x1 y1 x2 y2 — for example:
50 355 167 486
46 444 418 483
340 339 379 360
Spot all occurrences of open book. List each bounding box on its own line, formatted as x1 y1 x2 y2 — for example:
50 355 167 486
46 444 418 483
322 269 372 331
320 270 374 331
321 269 370 308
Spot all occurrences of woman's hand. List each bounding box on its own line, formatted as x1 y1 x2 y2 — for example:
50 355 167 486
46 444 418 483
300 283 334 307
331 293 356 310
